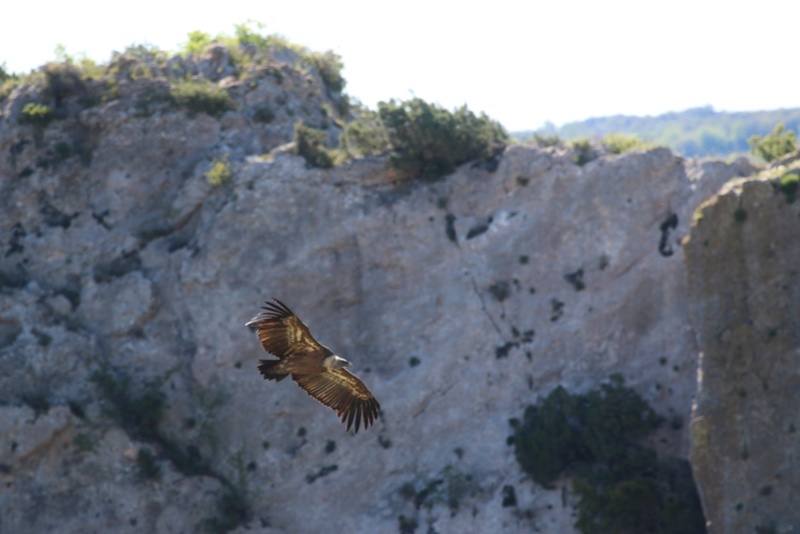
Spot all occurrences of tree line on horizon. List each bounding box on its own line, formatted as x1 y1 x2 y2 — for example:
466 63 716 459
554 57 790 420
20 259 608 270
516 106 800 160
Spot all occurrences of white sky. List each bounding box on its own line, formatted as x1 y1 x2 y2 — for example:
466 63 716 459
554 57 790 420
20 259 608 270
2 0 798 131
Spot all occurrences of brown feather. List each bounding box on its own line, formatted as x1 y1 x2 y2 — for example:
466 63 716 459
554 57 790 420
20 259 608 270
247 298 380 432
293 369 380 433
246 299 330 361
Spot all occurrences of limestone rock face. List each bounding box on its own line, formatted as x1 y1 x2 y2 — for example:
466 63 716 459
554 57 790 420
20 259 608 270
0 70 767 531
685 171 800 533
0 405 224 534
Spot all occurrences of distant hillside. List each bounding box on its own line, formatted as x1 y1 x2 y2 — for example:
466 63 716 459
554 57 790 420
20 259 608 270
515 106 800 159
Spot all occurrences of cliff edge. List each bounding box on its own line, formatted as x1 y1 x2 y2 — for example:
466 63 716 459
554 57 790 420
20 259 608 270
685 157 800 533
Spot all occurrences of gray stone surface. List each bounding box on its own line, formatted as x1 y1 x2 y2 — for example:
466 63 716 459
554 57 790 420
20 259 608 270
686 164 800 534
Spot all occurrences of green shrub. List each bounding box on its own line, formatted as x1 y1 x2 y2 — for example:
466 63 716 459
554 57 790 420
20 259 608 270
39 61 92 113
107 45 169 81
574 476 662 533
294 121 334 168
569 137 596 166
234 20 271 53
512 385 584 487
182 30 213 56
20 102 54 126
749 122 797 162
532 133 563 148
91 367 252 531
178 21 282 72
342 106 390 157
201 451 251 532
122 44 169 64
306 50 345 93
294 121 340 169
91 369 166 441
779 173 799 203
50 45 106 81
335 93 351 117
401 464 476 513
170 79 233 117
603 133 648 155
378 97 508 181
207 157 233 186
510 375 705 533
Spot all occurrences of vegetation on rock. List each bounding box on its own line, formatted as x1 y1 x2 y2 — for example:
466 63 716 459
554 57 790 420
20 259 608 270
396 464 477 529
602 132 649 155
778 172 798 203
530 132 563 148
341 103 390 157
749 122 797 163
510 375 705 533
207 156 233 186
569 137 596 166
378 97 508 181
91 368 252 532
0 21 346 127
524 132 647 160
181 30 215 57
19 102 54 126
2 24 516 182
306 50 345 93
170 79 233 117
294 121 336 168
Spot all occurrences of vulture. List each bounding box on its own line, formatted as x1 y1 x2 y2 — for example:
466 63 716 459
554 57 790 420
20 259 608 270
246 298 380 433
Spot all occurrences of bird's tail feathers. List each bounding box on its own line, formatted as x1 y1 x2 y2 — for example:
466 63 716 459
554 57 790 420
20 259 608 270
258 360 289 382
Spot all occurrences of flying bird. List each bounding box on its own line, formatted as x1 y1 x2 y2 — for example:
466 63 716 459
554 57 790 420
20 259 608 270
246 298 380 433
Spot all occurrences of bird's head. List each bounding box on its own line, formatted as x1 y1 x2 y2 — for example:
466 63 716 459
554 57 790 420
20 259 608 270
323 355 351 370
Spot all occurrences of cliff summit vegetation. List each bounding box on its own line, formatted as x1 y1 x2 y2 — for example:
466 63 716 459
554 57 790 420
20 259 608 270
0 21 348 113
2 23 510 184
748 122 797 163
378 98 508 181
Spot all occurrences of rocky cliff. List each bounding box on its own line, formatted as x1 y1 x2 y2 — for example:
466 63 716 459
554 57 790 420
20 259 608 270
685 155 800 533
1 45 792 533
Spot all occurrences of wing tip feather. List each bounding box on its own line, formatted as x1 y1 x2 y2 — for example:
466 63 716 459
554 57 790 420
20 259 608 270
247 298 295 327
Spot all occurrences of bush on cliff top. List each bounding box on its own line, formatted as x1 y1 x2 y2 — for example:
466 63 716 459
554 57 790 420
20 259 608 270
1 20 345 107
378 98 508 181
341 103 390 158
603 132 649 155
749 122 797 162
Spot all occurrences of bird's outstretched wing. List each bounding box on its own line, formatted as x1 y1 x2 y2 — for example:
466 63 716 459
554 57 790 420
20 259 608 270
246 299 328 359
293 369 381 433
